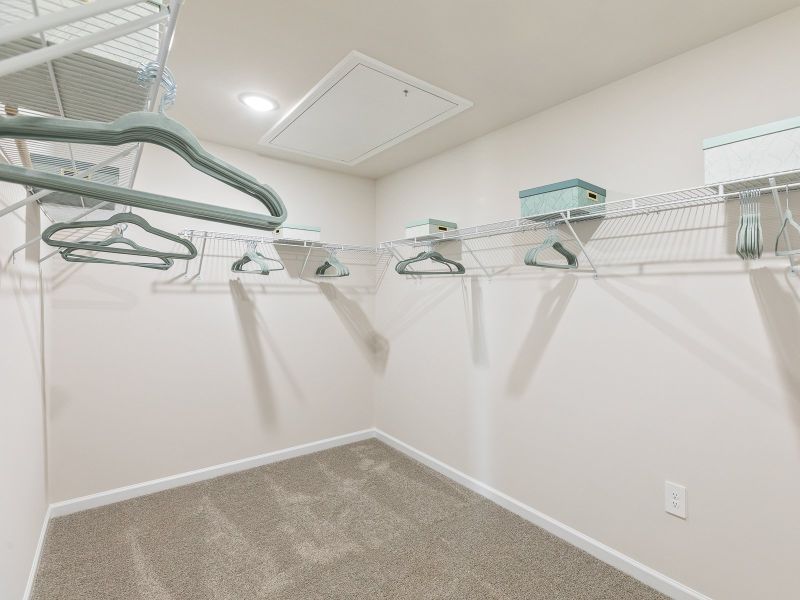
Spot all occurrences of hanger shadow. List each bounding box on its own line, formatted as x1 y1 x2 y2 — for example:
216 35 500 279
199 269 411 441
506 275 578 396
463 276 489 366
229 279 304 427
597 278 777 399
317 282 389 372
749 267 800 436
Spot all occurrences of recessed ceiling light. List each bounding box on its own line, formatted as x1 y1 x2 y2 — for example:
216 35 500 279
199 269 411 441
239 93 278 112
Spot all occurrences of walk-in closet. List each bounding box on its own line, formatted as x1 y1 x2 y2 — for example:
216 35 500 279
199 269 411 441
3 2 800 599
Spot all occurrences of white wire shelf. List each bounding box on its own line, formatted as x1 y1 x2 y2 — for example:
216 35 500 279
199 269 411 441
178 229 392 285
379 169 800 250
0 0 179 224
181 229 385 258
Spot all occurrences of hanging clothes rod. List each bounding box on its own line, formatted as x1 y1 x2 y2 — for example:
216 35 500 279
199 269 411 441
0 11 169 78
0 0 143 46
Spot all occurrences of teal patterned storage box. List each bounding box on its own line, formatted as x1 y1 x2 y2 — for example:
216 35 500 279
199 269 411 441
519 179 606 217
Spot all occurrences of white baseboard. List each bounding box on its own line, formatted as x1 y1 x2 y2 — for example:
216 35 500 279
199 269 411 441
49 429 374 518
23 505 51 600
373 429 712 600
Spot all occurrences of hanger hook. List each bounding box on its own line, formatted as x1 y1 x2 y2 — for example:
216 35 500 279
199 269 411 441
137 63 177 113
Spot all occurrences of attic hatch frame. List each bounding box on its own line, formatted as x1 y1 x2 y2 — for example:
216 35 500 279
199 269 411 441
260 50 474 166
0 0 182 261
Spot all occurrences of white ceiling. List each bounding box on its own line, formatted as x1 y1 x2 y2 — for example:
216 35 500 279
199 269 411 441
166 0 800 179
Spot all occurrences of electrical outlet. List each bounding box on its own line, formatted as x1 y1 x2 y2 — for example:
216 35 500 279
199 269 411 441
665 481 687 519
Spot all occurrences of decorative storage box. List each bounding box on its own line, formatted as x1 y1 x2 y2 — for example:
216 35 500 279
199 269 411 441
703 116 800 184
275 224 321 242
519 179 606 217
405 219 458 238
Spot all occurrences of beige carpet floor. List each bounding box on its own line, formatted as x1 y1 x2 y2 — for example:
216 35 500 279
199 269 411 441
32 439 667 599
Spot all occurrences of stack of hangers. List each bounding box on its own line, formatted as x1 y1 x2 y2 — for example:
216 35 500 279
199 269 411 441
735 189 762 260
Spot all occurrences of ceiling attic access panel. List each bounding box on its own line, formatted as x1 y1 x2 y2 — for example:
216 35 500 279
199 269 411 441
260 51 473 166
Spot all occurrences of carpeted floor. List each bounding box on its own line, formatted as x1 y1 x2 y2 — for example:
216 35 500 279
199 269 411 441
32 440 667 599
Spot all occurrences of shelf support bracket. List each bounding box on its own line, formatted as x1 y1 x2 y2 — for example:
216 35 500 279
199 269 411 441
460 239 490 278
560 211 598 278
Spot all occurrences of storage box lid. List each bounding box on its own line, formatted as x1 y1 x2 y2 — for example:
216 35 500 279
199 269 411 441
703 115 800 150
279 224 321 232
405 218 458 229
519 178 606 198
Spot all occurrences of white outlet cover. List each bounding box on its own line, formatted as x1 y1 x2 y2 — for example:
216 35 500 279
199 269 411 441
665 481 687 519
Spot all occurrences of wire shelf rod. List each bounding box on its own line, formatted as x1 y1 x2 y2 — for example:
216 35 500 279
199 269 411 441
0 0 142 45
379 171 800 249
128 0 182 189
0 9 167 78
179 228 383 255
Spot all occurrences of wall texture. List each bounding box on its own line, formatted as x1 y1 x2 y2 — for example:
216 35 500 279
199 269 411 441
43 142 377 502
0 182 47 600
374 9 800 600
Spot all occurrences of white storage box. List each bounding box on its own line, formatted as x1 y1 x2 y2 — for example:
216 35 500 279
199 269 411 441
275 224 321 242
405 218 457 238
703 116 800 184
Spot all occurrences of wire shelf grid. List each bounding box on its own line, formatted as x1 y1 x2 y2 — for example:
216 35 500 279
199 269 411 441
379 168 800 251
0 0 177 224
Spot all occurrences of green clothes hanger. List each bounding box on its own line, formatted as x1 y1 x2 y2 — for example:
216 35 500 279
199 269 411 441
776 186 800 257
0 111 287 230
315 253 350 277
60 245 174 270
42 212 197 269
395 250 465 275
231 246 285 275
524 226 578 270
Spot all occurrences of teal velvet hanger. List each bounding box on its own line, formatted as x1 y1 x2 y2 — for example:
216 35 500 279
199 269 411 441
776 186 800 257
43 212 197 269
231 245 284 275
60 245 174 270
0 111 287 230
524 224 578 270
315 253 350 277
395 250 465 275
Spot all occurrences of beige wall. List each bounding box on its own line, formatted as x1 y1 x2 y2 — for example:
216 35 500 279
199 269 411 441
0 182 47 600
374 9 800 600
22 7 800 599
43 142 377 502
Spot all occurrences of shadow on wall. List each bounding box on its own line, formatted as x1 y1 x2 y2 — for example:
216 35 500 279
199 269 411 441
317 282 389 372
274 245 309 278
0 265 42 380
229 279 307 426
598 277 775 399
506 275 578 396
463 277 488 366
380 280 463 339
749 267 800 429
